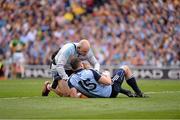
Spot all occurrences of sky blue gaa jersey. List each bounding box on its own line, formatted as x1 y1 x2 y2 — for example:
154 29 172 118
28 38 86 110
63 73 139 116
68 69 112 98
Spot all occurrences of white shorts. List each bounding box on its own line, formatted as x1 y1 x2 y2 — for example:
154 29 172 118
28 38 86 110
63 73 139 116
12 52 25 64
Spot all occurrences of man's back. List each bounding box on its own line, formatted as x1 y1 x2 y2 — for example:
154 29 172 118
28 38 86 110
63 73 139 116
68 69 112 98
54 43 77 70
54 43 95 70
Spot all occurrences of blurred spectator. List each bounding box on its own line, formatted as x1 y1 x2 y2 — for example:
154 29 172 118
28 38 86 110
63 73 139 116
0 47 5 80
0 56 5 80
9 33 26 78
0 0 179 69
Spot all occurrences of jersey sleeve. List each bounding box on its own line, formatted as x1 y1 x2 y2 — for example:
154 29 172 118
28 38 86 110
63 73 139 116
89 69 101 82
67 79 74 88
87 49 100 71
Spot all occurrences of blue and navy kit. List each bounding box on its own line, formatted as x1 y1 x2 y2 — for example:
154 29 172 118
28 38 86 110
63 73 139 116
68 69 112 98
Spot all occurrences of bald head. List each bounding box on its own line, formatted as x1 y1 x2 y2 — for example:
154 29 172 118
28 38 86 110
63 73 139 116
77 39 90 56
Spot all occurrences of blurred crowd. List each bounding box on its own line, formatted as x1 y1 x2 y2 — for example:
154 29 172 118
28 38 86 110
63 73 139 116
0 0 180 70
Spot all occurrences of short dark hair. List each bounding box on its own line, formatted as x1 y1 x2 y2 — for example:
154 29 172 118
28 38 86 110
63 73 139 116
70 57 81 70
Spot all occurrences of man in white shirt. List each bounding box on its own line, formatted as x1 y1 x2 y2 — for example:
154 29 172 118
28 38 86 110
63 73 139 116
42 39 100 96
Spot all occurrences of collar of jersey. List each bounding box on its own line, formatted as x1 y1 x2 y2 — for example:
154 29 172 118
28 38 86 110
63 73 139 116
74 68 84 73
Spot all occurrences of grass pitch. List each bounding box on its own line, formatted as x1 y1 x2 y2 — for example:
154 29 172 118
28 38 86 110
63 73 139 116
0 78 180 119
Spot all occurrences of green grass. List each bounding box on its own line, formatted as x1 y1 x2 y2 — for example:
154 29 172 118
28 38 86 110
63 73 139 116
0 79 180 119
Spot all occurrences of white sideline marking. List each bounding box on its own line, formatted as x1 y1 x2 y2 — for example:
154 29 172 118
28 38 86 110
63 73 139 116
146 91 180 94
0 91 180 100
0 96 40 100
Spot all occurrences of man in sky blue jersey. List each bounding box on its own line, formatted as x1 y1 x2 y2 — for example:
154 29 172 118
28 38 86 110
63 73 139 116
68 57 147 98
42 39 100 96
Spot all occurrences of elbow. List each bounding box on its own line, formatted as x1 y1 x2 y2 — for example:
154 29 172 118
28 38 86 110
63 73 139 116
99 76 112 85
106 80 112 85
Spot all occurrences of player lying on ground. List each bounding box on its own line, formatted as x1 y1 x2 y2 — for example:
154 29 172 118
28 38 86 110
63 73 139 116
42 58 148 98
68 58 148 98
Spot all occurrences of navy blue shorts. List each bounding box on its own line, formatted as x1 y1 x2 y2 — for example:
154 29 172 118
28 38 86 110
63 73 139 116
110 69 125 98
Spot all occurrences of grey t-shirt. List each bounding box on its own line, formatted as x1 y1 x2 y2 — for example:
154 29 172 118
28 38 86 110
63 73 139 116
51 43 100 80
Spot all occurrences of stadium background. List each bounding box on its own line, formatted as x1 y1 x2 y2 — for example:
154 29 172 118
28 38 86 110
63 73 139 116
0 0 180 79
0 0 180 119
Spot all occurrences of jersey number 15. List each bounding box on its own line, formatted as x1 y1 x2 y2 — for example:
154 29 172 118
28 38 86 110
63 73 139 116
78 79 97 91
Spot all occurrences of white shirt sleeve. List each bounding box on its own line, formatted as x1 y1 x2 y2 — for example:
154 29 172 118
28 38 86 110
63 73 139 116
87 49 100 71
55 44 74 80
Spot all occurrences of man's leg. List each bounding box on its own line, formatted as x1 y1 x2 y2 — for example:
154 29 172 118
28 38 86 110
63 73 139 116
42 80 65 97
112 69 134 97
42 81 51 96
119 88 134 97
126 77 144 97
42 71 61 96
121 65 148 97
42 70 74 96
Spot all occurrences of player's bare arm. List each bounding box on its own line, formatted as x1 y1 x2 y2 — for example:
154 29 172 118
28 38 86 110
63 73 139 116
98 75 112 85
